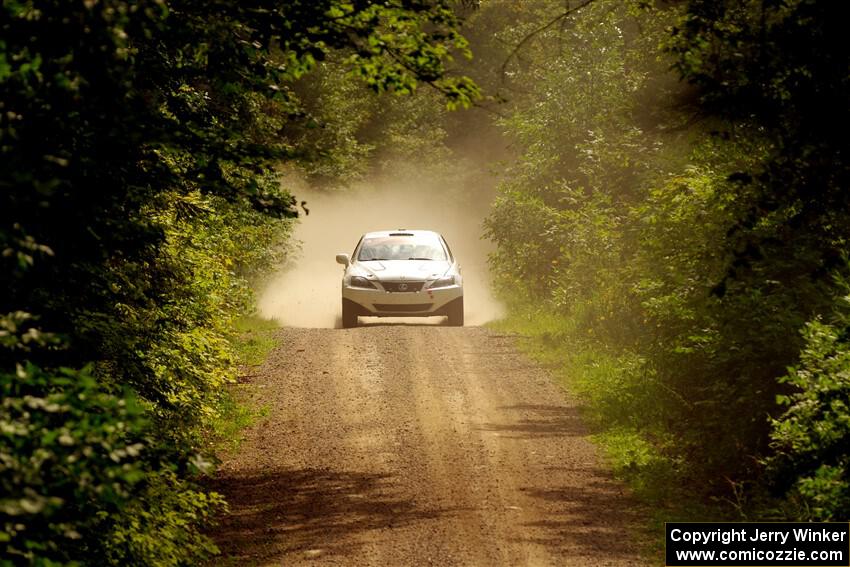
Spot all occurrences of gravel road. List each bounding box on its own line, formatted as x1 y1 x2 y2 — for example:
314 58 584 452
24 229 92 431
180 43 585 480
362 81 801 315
209 325 644 566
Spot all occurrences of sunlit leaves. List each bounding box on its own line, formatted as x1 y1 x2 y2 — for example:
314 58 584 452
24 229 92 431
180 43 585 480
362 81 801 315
768 292 850 520
0 363 148 560
0 0 476 562
485 0 850 517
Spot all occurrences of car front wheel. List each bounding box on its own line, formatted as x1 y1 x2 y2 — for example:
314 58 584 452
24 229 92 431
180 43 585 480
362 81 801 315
446 297 464 327
342 299 358 328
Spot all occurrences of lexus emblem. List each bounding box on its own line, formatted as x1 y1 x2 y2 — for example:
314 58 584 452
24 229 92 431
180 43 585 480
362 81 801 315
398 283 408 291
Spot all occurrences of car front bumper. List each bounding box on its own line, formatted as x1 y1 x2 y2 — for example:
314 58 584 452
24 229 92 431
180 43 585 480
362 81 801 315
342 283 463 317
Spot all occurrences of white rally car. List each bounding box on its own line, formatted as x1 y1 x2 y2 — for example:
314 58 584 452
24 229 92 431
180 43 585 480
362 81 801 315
336 230 464 328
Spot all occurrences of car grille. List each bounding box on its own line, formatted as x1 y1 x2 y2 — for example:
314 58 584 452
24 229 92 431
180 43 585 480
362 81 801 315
380 281 424 292
373 303 432 312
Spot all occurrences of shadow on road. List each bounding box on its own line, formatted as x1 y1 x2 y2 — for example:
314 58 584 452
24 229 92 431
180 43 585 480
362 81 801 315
477 404 644 561
206 467 441 564
476 404 591 439
519 477 643 561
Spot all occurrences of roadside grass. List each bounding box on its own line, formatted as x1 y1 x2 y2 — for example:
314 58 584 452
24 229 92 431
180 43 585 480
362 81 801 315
206 315 278 455
487 306 728 559
232 314 280 366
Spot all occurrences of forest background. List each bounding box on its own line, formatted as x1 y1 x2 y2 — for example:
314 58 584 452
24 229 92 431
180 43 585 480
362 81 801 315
2 0 848 564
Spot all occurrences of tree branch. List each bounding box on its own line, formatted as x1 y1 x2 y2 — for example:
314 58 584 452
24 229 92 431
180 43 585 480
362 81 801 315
500 0 598 80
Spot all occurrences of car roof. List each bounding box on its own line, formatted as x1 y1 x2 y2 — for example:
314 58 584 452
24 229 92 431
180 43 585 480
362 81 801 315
361 229 442 239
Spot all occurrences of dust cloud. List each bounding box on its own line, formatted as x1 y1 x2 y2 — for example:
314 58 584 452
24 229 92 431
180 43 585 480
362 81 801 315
257 177 504 328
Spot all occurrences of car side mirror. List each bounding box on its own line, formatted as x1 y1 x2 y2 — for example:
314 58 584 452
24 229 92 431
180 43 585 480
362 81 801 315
335 253 350 267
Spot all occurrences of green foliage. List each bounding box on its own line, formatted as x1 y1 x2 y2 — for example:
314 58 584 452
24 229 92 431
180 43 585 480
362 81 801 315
767 283 850 521
100 470 225 566
666 0 850 285
0 363 147 564
1 0 477 563
483 0 850 521
290 54 480 191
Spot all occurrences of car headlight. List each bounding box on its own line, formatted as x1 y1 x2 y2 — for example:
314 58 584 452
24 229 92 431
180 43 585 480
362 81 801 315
349 276 377 289
430 275 455 289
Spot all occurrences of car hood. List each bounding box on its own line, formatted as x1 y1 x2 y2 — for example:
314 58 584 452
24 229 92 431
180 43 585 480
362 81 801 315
351 260 452 280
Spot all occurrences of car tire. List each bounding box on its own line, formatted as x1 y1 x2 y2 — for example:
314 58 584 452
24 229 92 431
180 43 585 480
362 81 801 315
446 297 464 327
342 300 358 329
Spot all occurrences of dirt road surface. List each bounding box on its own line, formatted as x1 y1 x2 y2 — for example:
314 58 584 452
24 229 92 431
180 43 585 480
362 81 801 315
209 325 644 566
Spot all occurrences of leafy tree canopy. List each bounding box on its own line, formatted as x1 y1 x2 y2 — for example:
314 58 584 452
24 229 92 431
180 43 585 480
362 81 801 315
1 0 478 563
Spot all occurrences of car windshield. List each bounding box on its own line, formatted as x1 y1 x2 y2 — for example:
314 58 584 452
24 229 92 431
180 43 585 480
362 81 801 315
357 236 447 261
